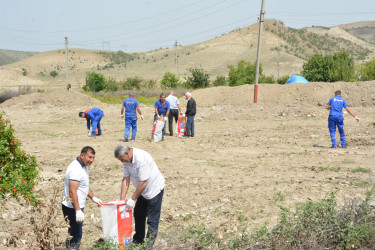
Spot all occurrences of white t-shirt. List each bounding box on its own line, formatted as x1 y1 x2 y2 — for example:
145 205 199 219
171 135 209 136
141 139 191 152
166 95 180 110
123 148 165 200
62 158 90 209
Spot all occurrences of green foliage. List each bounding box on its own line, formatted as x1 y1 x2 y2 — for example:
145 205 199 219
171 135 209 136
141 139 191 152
49 70 58 78
144 79 157 89
106 77 119 91
357 58 375 81
227 60 274 85
212 75 228 86
277 75 290 84
0 113 41 206
185 67 210 89
22 68 27 76
160 72 180 89
84 72 106 92
301 51 355 82
121 77 142 90
97 50 139 64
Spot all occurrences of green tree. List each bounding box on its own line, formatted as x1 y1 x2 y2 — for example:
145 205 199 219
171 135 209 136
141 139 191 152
228 60 263 86
49 70 58 78
84 72 106 92
121 77 142 90
160 72 180 88
0 113 41 206
212 75 228 86
357 58 375 81
185 67 210 89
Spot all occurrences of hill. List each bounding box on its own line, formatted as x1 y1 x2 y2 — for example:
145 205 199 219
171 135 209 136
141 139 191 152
0 20 374 90
338 21 375 44
0 49 38 66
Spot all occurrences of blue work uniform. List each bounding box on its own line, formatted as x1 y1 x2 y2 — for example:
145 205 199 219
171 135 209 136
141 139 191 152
154 100 170 140
123 97 139 140
327 96 348 147
85 108 104 136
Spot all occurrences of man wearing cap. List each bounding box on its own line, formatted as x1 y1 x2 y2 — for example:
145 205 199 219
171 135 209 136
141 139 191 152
326 90 359 148
79 108 104 137
166 91 181 136
114 144 165 248
121 93 144 142
154 93 170 141
62 146 101 249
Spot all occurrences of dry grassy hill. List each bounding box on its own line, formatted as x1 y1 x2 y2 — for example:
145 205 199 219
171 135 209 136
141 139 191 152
0 20 374 91
0 49 38 66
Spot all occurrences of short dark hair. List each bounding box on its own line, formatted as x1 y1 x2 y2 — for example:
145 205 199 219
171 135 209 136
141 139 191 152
335 90 341 96
79 112 84 117
160 93 166 98
81 146 95 155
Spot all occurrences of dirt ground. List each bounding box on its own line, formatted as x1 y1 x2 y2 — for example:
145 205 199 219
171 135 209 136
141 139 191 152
0 81 375 248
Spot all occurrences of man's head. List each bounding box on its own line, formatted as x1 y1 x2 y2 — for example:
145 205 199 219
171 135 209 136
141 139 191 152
79 112 86 118
129 93 135 98
79 146 95 166
335 90 341 96
114 145 133 163
160 93 166 102
168 91 174 96
185 92 192 100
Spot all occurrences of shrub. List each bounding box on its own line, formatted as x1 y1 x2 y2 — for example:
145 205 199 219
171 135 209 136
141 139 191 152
185 67 210 89
84 72 106 92
22 68 27 76
357 58 375 81
121 77 142 90
277 75 290 84
228 60 266 86
106 77 119 91
0 113 41 206
212 75 228 86
160 72 179 89
49 70 58 78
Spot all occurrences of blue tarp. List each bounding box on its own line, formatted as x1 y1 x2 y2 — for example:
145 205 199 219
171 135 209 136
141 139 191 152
286 75 309 84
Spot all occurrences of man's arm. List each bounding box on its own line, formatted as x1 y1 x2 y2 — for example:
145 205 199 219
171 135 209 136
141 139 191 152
154 107 159 116
131 180 148 201
86 118 91 130
120 176 131 200
88 188 94 199
166 109 170 117
325 104 330 110
177 104 181 112
121 106 125 116
345 107 356 118
136 107 143 119
69 181 81 210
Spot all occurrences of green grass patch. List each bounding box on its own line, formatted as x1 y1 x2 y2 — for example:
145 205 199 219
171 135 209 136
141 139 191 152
342 159 355 164
352 167 370 174
89 93 158 105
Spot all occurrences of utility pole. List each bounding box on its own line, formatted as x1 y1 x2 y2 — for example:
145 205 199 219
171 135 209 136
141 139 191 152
175 40 178 75
65 37 69 90
254 0 265 103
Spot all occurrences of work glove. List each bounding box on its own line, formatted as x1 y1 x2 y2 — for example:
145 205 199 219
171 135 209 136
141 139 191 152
140 115 144 120
121 115 124 119
75 210 84 223
157 115 161 120
164 116 168 121
126 198 135 210
92 196 102 204
355 116 360 122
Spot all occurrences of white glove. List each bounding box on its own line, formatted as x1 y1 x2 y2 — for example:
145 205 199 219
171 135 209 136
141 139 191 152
92 196 102 204
355 116 360 122
121 115 124 119
126 198 135 210
164 116 168 121
140 115 144 120
75 210 84 222
157 115 160 120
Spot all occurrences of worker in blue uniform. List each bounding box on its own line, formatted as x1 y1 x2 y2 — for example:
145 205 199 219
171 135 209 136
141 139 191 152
326 90 359 148
121 93 144 142
79 108 104 137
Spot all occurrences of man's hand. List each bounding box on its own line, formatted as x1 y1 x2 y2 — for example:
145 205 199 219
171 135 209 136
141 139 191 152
140 115 144 120
355 116 360 122
92 196 102 204
164 116 168 121
126 198 135 210
121 115 124 119
75 210 84 222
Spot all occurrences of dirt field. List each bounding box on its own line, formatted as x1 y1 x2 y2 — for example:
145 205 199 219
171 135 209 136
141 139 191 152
1 81 375 248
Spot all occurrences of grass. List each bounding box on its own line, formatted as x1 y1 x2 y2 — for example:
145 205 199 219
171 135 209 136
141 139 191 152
352 167 370 174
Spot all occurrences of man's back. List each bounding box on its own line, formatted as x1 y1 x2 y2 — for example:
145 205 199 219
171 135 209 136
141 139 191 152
328 96 348 116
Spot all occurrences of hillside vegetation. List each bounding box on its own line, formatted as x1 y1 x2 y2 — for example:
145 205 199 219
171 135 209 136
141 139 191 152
0 49 38 66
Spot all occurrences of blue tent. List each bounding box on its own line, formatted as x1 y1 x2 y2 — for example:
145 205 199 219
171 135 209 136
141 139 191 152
286 75 309 84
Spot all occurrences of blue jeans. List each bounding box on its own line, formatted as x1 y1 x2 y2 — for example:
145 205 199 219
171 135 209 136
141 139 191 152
328 115 345 147
62 204 84 249
125 116 137 140
91 112 104 136
186 115 195 137
133 189 164 247
154 114 166 140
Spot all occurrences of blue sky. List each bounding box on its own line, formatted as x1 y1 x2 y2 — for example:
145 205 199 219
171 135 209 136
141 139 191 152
1 0 374 52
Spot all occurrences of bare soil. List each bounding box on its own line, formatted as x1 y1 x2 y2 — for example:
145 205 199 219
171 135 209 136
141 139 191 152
1 81 375 248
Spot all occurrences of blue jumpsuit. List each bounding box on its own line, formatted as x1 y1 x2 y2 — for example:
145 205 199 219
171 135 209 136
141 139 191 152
85 108 104 136
123 97 139 140
327 96 348 148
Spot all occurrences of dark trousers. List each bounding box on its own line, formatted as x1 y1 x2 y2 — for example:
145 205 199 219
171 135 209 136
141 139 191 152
133 189 164 247
186 115 195 137
168 109 179 135
62 204 84 250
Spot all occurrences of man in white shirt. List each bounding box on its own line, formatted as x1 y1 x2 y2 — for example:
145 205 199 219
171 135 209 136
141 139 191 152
165 91 181 136
62 146 101 249
114 145 165 248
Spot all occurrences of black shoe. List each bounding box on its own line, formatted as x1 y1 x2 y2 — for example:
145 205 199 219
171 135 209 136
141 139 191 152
124 138 129 142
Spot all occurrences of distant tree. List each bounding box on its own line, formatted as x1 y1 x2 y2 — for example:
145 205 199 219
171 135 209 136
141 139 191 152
49 70 58 78
160 72 179 89
212 75 228 86
357 58 375 81
185 67 210 89
301 51 355 82
228 60 274 85
84 72 106 92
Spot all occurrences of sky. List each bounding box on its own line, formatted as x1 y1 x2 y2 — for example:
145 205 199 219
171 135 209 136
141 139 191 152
1 0 374 53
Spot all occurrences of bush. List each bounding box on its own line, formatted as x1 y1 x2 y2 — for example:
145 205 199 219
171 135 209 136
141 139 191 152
212 75 228 86
161 72 179 88
185 67 210 89
106 77 119 91
277 75 290 84
357 58 375 81
49 70 58 78
0 113 41 206
228 60 273 86
22 68 27 76
84 72 106 92
121 77 142 90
